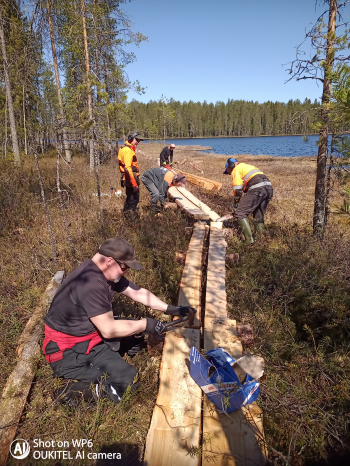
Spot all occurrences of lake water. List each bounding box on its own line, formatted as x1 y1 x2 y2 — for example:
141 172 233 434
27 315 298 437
144 135 320 157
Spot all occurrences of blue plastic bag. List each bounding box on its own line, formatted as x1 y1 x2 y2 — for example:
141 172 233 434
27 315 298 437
190 346 261 413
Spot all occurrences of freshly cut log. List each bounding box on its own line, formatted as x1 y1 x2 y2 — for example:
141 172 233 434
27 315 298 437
168 186 209 220
175 169 222 191
178 223 206 328
202 226 266 465
143 328 202 466
177 187 221 222
0 271 64 466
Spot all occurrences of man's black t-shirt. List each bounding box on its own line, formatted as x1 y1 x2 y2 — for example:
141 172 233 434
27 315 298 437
159 147 173 165
45 260 129 336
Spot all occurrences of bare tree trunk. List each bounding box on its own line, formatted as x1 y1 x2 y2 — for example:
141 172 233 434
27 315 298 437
22 85 27 156
56 144 76 252
324 133 335 229
313 0 337 235
93 144 104 228
0 7 20 165
34 151 57 261
103 59 112 156
80 0 95 171
4 90 7 159
46 0 71 162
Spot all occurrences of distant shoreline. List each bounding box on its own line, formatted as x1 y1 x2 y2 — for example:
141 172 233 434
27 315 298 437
157 134 320 140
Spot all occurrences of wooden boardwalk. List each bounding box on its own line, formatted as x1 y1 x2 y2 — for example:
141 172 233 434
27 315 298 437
144 216 266 466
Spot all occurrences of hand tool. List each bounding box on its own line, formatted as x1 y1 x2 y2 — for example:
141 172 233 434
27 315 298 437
147 307 196 355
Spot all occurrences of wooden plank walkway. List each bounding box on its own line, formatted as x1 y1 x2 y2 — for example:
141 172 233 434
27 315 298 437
168 186 209 220
144 223 205 465
143 328 201 466
178 223 206 328
202 224 266 466
177 187 221 223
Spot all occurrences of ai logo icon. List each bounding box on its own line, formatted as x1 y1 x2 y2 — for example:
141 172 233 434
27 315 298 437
10 439 30 459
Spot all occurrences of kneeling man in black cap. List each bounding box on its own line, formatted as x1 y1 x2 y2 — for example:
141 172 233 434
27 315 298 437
43 237 192 405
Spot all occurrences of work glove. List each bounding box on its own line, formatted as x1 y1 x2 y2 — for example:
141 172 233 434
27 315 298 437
133 185 139 193
233 196 240 210
162 162 167 166
170 162 173 167
144 317 167 336
165 305 197 317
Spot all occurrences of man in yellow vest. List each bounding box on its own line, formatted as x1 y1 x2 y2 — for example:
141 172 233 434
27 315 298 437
118 132 143 214
223 158 273 244
141 167 186 212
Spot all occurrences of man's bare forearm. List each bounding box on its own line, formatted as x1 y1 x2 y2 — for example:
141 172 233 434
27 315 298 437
122 286 168 311
90 314 147 339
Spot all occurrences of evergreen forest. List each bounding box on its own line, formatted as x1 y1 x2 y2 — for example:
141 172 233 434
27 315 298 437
129 98 323 139
1 1 350 465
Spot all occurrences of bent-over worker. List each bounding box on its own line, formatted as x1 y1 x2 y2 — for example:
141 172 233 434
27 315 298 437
43 237 194 406
223 158 273 244
160 144 175 167
141 167 186 211
118 132 143 215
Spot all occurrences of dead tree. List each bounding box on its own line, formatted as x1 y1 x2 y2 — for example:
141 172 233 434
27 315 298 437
46 0 72 162
286 0 350 236
0 6 21 165
34 151 57 260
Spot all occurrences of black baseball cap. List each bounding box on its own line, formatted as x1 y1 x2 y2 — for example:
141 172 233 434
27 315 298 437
98 238 143 270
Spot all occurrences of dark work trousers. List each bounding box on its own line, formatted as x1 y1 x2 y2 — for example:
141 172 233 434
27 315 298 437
124 186 139 212
141 174 161 206
50 338 138 401
235 186 273 222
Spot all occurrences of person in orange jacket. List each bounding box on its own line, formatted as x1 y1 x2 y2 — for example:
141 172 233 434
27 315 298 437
118 132 143 214
223 158 273 244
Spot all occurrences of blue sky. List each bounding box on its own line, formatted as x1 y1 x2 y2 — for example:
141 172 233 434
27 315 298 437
121 0 350 104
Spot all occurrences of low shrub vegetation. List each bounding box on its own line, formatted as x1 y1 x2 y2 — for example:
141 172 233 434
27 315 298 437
1 145 349 465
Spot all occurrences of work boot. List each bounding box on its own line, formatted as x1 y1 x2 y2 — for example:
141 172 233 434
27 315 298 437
124 210 139 222
150 203 161 213
238 218 254 245
54 379 98 408
255 222 266 234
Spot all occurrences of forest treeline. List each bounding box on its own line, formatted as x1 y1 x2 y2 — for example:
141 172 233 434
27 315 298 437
0 0 331 168
129 97 323 138
0 0 145 167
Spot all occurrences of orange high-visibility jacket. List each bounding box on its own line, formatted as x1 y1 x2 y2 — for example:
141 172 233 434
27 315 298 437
231 163 264 196
118 142 140 188
163 170 174 186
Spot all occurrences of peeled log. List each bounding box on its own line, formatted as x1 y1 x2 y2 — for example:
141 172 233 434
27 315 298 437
0 271 64 466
